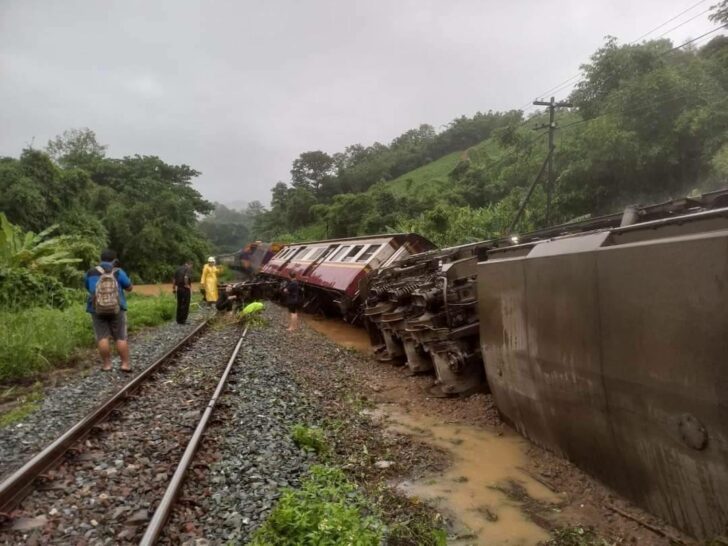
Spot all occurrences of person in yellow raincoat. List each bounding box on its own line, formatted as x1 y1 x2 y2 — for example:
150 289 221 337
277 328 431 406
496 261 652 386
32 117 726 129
200 257 222 305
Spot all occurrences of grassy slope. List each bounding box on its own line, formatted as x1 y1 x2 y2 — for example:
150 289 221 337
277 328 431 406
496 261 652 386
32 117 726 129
377 151 463 197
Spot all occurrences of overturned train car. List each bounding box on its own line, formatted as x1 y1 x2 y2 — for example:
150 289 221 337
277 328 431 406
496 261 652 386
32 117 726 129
362 189 728 538
259 233 435 321
479 191 728 539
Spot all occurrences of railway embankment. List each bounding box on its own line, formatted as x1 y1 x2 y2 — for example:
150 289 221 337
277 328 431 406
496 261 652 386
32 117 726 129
254 305 693 546
0 304 699 545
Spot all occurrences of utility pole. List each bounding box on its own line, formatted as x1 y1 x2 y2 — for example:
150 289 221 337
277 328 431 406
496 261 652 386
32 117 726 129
533 96 572 225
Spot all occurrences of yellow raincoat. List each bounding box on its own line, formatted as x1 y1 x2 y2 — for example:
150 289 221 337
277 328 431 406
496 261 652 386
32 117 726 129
200 263 222 303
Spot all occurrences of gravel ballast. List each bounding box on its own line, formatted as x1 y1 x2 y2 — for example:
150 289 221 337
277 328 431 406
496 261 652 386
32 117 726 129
0 316 205 482
161 325 317 545
0 319 237 545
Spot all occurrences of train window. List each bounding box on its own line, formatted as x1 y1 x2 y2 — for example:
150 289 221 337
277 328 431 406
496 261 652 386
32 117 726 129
342 245 364 262
321 245 338 260
383 245 407 267
291 246 308 260
356 244 381 262
329 246 351 261
307 247 327 261
300 247 317 260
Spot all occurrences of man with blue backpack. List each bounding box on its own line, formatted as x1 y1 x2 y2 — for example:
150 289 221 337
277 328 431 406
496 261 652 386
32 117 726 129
84 249 133 372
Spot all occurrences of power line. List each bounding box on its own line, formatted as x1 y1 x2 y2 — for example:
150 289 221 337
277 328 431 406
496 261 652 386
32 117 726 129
655 7 712 38
631 0 709 42
517 0 717 111
559 87 728 133
665 25 726 52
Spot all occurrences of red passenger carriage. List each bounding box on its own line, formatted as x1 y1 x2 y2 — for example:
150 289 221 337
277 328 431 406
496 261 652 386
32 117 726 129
260 233 434 320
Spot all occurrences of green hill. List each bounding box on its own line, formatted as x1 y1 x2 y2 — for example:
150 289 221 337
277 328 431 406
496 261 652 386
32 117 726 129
381 151 463 197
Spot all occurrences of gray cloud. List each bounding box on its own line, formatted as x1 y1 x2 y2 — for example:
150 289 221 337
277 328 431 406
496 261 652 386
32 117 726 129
0 0 717 205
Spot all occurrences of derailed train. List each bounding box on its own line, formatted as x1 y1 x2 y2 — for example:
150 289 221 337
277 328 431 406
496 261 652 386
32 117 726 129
246 188 728 539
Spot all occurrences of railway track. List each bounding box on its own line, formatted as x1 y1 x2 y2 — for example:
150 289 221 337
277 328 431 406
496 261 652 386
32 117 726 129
0 319 249 545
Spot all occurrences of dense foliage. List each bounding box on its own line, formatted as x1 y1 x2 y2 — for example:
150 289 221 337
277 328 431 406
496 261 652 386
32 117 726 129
253 34 728 245
198 201 264 254
0 130 212 282
0 213 86 309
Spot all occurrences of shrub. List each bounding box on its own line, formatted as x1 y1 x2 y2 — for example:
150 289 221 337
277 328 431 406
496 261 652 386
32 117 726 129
291 424 328 455
250 465 385 546
0 268 82 310
0 293 177 383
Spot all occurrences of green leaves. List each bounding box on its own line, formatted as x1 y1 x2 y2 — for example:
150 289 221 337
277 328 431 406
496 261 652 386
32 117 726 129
0 213 80 273
250 465 386 546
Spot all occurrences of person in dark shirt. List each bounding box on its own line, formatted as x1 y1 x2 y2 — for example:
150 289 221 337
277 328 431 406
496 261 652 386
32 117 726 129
172 260 193 324
283 271 301 332
215 284 239 313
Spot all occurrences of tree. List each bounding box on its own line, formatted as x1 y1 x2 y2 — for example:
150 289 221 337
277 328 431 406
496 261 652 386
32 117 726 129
290 151 335 194
710 0 728 25
46 128 107 171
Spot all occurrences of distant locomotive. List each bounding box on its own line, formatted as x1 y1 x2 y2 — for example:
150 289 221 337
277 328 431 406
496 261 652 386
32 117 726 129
259 233 434 321
217 241 284 279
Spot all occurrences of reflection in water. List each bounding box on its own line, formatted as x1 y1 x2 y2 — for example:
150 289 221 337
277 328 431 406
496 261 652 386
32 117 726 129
373 404 561 546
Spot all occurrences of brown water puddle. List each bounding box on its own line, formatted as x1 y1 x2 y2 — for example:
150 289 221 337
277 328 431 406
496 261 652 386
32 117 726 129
372 404 563 545
305 316 373 354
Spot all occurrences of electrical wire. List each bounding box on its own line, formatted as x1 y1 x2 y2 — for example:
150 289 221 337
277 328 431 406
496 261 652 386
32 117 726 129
630 0 710 43
516 0 717 110
655 7 713 39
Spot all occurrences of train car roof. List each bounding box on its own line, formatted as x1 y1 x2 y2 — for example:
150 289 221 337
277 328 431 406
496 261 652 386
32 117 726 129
277 232 432 247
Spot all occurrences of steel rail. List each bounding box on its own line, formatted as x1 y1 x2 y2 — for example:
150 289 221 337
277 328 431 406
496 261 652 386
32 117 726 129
0 319 210 515
139 325 249 546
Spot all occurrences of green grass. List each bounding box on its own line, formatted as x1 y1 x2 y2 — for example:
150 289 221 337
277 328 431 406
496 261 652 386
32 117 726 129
0 293 177 383
292 424 329 455
0 384 43 427
380 151 463 197
249 465 386 546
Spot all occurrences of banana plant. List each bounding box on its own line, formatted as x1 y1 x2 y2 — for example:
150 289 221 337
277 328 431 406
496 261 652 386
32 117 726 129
0 213 81 272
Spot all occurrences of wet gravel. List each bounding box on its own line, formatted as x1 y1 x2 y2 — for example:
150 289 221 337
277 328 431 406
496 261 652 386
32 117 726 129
0 316 205 482
0 322 239 545
161 325 317 545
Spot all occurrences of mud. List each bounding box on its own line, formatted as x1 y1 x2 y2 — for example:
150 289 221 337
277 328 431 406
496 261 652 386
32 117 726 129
134 283 198 296
373 404 560 545
308 311 690 545
304 316 373 354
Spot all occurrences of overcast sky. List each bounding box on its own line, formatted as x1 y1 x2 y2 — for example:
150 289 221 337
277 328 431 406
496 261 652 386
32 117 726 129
0 0 719 206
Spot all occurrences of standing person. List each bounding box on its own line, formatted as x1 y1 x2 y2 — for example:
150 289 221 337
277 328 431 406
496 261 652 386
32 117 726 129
84 249 133 372
200 257 222 306
172 259 193 324
283 271 301 332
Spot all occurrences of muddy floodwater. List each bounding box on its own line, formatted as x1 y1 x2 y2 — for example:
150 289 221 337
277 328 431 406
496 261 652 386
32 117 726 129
311 316 561 544
134 283 199 296
305 316 373 354
373 404 560 545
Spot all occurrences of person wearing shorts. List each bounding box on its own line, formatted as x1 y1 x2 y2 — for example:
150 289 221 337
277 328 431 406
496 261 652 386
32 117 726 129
84 249 133 372
283 271 300 332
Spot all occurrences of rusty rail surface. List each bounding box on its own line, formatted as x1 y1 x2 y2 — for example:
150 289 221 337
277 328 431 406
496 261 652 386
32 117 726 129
0 319 210 515
140 326 249 546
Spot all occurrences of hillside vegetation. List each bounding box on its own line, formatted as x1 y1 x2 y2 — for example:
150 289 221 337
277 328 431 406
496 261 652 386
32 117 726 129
253 32 728 246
